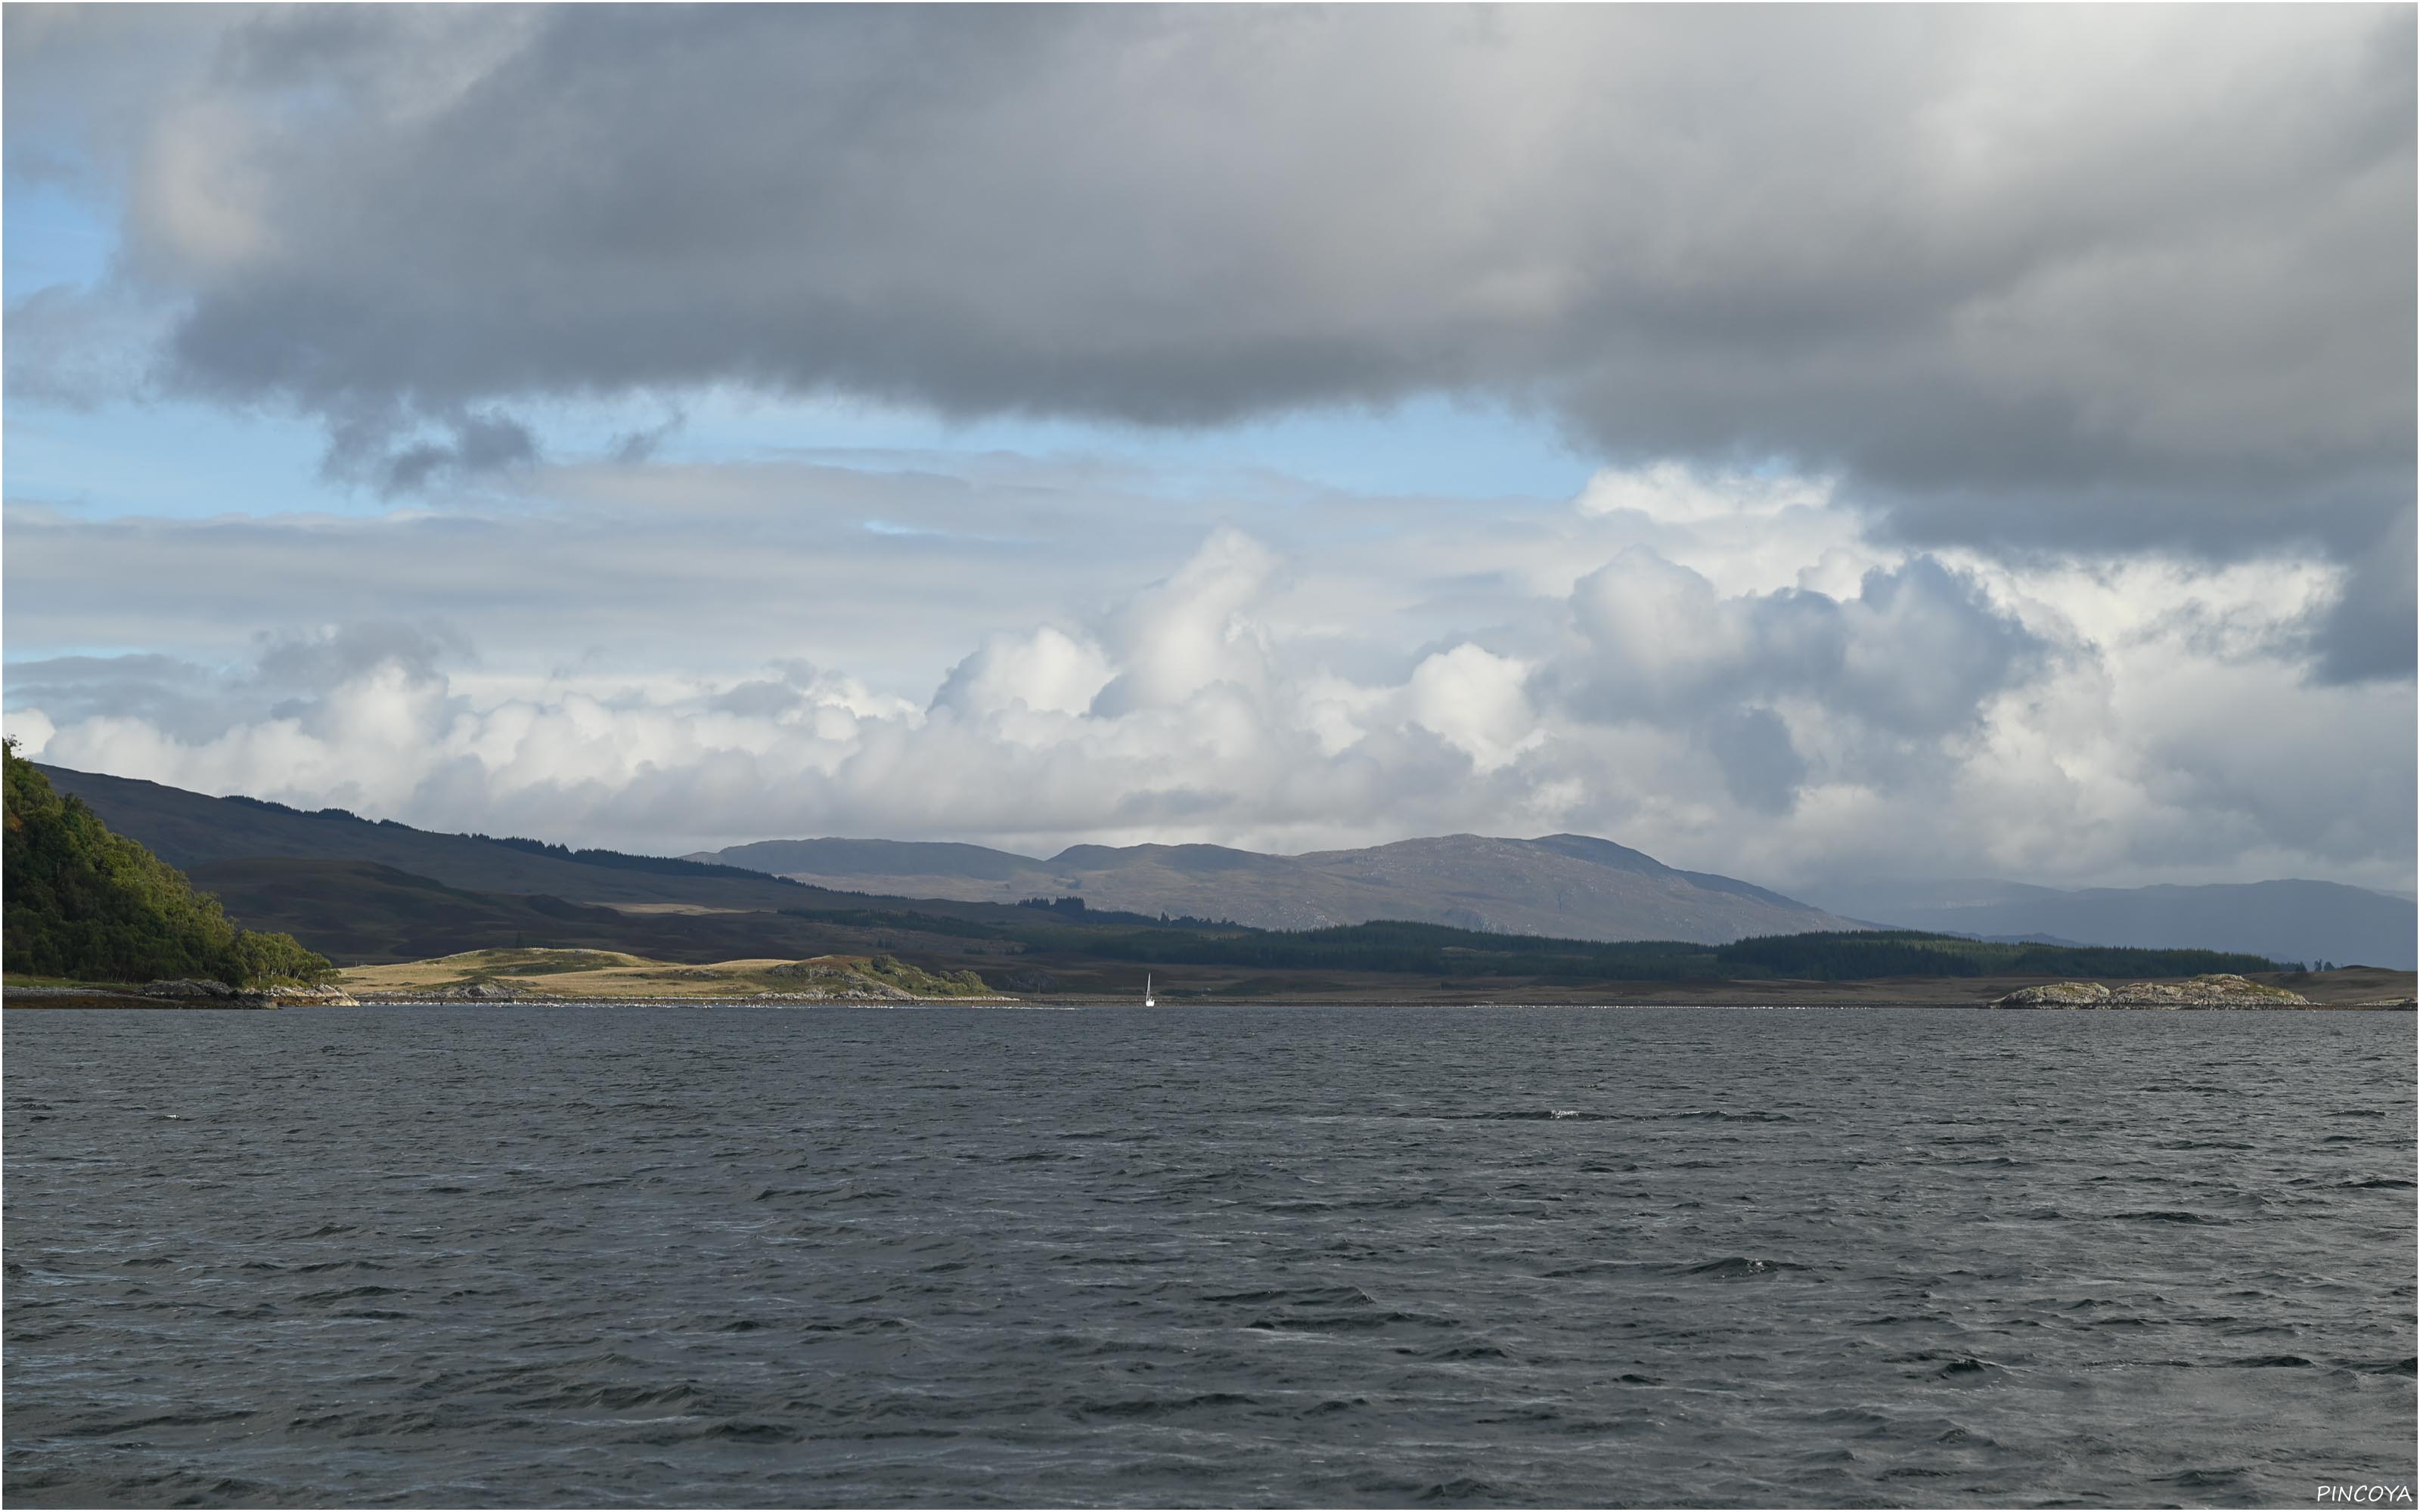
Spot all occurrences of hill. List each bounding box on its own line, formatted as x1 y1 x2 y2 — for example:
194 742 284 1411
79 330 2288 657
1805 878 2417 971
692 831 1865 943
4 746 331 986
181 857 1041 968
28 763 2378 1002
38 764 833 911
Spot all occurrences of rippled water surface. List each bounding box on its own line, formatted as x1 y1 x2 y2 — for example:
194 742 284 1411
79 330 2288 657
5 1004 2414 1507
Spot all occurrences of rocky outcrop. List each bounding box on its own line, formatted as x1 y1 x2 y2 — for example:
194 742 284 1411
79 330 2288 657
254 983 360 1005
411 980 538 1001
2111 974 2307 1008
754 964 922 1002
1994 973 2310 1009
139 978 251 1000
1994 981 2113 1009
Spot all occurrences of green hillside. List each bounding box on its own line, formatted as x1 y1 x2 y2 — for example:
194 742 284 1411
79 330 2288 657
3 744 333 986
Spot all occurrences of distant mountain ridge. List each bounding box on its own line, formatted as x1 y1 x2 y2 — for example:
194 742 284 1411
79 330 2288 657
43 762 1853 950
689 831 1866 944
1804 877 2417 971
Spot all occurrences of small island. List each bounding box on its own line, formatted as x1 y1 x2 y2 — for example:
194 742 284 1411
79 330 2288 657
1992 973 2413 1010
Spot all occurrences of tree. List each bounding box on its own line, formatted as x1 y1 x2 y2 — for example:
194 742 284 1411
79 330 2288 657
2 743 334 986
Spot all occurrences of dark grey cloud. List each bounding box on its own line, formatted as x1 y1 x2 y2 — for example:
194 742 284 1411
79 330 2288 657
5 5 2412 686
1702 706 1806 817
2309 505 2417 685
9 8 2408 588
326 409 539 496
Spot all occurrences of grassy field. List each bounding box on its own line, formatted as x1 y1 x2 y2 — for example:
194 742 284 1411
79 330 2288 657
337 948 1007 1001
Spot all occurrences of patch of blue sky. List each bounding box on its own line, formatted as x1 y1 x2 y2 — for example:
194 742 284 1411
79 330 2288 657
8 383 1599 526
5 400 341 521
665 389 1597 504
3 178 116 293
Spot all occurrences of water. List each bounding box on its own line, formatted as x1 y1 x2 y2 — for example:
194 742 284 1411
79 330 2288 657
5 1004 2413 1507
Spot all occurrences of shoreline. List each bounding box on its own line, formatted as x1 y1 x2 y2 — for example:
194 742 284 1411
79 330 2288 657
11 991 2412 1012
11 963 2412 1012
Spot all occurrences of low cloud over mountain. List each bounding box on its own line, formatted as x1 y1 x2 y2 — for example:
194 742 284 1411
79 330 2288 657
8 462 2408 897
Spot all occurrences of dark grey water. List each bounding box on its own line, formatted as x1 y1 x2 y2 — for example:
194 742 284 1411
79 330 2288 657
5 1005 2413 1508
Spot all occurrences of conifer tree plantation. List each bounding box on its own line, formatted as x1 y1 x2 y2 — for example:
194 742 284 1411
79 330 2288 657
2 744 332 987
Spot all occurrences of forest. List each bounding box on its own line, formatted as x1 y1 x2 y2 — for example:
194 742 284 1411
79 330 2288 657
995 917 2279 982
3 745 334 986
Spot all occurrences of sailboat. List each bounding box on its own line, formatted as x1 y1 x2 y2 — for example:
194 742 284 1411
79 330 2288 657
1143 973 1155 1008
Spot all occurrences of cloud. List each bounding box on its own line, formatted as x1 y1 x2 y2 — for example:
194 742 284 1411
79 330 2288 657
5 6 2406 597
1556 547 2046 738
4 652 234 743
1401 645 1539 774
2307 505 2418 685
932 627 1115 720
11 504 2411 894
0 284 175 407
4 707 56 758
1700 707 1806 818
1577 463 1835 526
4 623 469 744
327 409 539 496
1088 528 1280 717
253 621 466 692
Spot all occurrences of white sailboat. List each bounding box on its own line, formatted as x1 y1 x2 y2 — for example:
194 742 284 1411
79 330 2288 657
1143 973 1155 1008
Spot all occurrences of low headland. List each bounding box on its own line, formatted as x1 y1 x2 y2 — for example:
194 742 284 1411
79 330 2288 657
337 948 1010 1003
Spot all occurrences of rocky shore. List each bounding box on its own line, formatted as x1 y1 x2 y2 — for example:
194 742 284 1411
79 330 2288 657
1993 973 2312 1009
5 979 360 1009
364 980 539 1002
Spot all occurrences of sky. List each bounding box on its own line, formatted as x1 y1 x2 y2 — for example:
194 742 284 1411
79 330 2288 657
3 5 2413 897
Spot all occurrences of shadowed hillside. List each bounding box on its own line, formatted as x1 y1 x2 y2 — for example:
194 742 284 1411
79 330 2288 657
40 764 830 911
